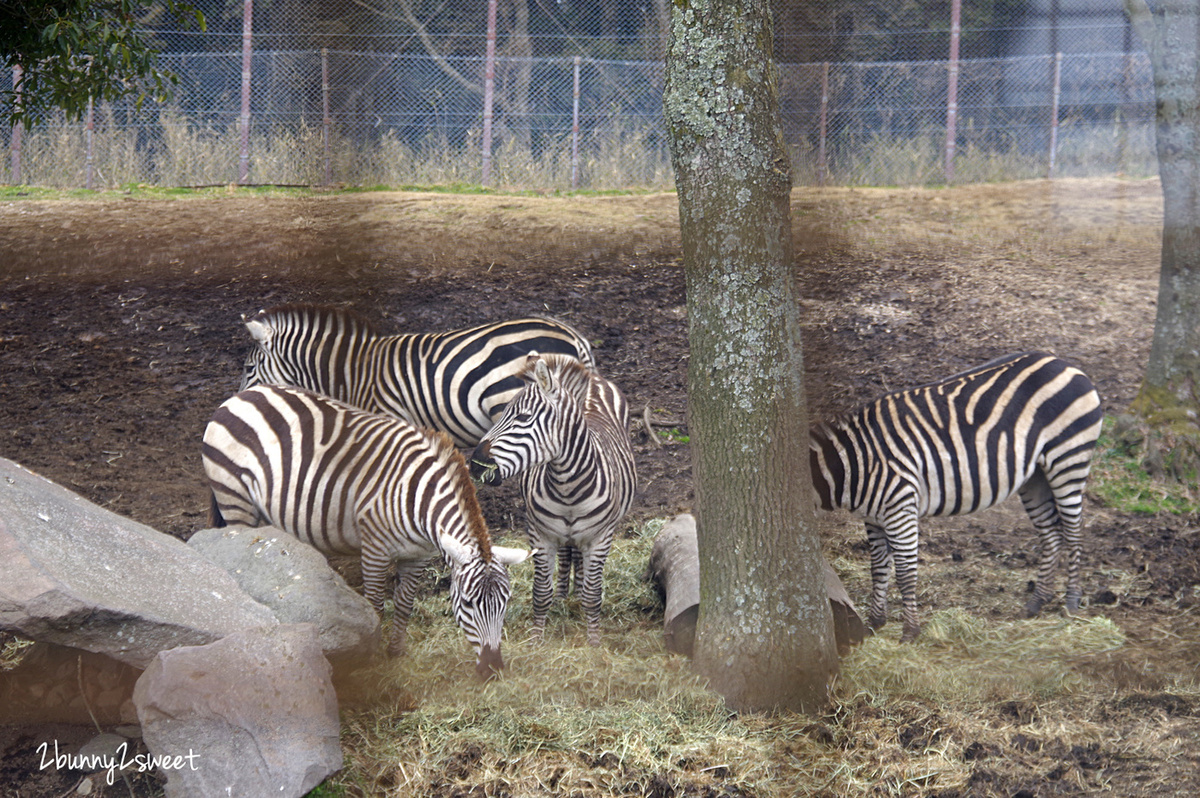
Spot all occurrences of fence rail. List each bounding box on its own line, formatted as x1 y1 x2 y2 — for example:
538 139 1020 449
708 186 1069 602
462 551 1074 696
3 47 1155 191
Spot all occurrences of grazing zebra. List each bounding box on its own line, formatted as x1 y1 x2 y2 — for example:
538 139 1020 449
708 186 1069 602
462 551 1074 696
239 303 596 448
469 353 637 646
201 384 529 678
809 352 1102 642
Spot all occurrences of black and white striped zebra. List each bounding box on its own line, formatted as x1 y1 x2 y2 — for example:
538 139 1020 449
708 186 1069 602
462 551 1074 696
809 352 1102 642
238 303 596 448
469 353 637 646
201 384 529 678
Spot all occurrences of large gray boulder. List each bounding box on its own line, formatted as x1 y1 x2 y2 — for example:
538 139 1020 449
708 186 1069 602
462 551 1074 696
133 623 343 798
0 457 277 669
188 526 381 667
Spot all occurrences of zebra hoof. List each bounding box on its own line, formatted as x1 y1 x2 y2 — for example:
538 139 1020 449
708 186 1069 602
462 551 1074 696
1024 597 1046 618
1065 591 1082 614
900 624 921 643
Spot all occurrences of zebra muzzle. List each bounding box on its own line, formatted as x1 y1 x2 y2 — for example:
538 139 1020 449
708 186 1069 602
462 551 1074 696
469 445 502 486
475 644 504 680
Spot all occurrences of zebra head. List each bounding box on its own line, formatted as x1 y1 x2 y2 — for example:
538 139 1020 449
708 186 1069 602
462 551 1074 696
440 532 529 679
469 353 571 486
239 309 299 392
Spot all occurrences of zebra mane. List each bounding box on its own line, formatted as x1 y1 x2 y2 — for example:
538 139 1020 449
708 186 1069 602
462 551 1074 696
253 303 380 337
428 428 494 562
522 353 596 400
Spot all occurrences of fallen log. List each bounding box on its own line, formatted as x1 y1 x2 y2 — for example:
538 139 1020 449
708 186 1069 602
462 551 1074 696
644 513 865 657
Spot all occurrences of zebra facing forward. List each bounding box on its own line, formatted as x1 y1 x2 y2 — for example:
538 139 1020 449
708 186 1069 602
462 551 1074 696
809 352 1102 642
239 303 595 448
469 353 636 647
202 384 529 678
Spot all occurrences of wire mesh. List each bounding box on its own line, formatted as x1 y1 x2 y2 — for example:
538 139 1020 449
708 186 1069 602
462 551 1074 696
0 1 1156 190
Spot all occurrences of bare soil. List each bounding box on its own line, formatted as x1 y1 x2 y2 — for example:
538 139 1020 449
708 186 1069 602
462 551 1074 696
1 179 1197 796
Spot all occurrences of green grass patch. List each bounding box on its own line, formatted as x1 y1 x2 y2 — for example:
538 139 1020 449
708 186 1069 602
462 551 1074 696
1090 414 1200 514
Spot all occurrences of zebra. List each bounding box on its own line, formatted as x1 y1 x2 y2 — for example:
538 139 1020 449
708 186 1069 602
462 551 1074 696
238 303 596 449
201 384 530 678
469 352 637 647
808 352 1102 642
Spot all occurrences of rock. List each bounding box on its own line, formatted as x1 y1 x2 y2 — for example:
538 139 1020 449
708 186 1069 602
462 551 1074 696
133 623 342 798
188 526 381 667
645 512 866 657
0 457 278 669
644 514 700 656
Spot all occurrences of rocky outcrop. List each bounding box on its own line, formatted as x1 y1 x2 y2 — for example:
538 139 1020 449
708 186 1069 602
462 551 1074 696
188 526 381 668
0 458 278 669
133 623 343 798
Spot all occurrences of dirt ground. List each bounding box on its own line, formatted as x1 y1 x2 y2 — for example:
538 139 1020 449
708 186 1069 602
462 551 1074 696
1 178 1198 796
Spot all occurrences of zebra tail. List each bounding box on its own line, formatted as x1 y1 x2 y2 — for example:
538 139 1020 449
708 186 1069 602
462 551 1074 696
209 491 228 528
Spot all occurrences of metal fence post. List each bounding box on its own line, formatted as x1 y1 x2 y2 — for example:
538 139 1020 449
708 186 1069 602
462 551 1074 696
86 96 95 190
10 65 22 184
571 56 581 189
238 0 253 184
818 62 829 186
944 0 961 184
481 0 498 187
322 47 332 186
1048 52 1063 178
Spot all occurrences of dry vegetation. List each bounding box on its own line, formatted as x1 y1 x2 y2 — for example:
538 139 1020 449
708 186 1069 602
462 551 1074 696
0 178 1197 797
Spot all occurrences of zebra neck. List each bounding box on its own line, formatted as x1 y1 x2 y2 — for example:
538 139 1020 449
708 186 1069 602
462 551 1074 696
543 419 603 487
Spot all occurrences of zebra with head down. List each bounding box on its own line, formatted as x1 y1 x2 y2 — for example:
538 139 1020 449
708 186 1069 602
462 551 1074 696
470 352 636 647
202 384 529 678
809 352 1103 642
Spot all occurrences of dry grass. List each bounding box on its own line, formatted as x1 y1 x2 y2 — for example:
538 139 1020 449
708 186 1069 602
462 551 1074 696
319 516 1193 798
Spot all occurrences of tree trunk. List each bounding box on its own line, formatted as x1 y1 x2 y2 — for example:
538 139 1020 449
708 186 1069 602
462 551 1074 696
646 513 865 658
664 0 838 713
1125 0 1200 480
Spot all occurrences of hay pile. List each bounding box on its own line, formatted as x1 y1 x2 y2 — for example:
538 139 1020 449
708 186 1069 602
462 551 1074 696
325 519 1194 797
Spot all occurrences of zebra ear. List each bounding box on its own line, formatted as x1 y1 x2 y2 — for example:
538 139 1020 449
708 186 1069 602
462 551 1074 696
533 358 556 396
439 532 472 567
245 317 271 344
491 545 530 566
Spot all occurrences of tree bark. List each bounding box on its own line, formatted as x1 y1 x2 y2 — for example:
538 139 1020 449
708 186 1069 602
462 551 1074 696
1125 0 1200 478
664 0 838 713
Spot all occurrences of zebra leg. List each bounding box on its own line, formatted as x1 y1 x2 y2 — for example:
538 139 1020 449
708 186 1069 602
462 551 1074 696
1049 467 1088 613
578 541 611 647
1018 470 1062 617
865 522 893 631
530 543 558 642
386 564 426 657
880 509 922 642
555 546 578 600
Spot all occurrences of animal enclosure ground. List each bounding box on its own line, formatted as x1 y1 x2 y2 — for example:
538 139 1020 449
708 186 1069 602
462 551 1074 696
0 178 1198 796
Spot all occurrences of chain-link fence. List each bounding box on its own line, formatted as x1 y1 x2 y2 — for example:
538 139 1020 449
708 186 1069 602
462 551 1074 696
1 1 1156 190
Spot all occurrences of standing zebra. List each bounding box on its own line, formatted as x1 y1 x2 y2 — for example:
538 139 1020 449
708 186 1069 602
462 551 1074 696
202 384 529 678
809 352 1102 642
469 353 637 647
238 303 595 448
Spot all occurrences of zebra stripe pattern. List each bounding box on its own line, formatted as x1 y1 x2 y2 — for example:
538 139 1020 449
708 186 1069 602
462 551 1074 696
809 352 1102 641
239 303 596 448
469 353 637 647
202 384 529 677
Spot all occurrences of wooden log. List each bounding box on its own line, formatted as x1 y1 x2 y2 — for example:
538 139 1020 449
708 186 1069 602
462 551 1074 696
645 513 865 657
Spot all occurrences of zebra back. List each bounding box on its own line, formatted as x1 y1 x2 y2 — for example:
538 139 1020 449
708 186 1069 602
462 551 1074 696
238 304 596 448
808 352 1102 520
